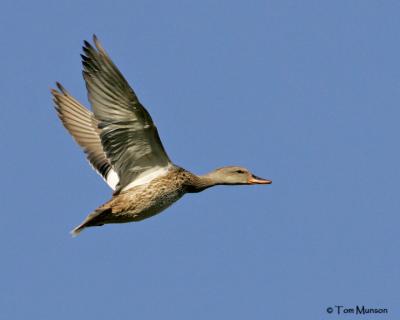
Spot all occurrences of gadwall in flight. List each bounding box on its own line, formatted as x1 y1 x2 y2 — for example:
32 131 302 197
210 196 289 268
52 35 272 236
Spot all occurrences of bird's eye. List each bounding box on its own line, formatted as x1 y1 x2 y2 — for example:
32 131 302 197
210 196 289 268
236 170 245 174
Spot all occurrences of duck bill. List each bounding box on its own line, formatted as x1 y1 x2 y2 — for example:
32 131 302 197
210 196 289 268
248 175 272 185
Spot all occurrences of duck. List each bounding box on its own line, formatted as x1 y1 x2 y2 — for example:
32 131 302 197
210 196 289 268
52 35 272 236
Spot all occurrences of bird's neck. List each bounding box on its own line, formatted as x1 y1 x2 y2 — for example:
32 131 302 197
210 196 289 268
185 170 223 193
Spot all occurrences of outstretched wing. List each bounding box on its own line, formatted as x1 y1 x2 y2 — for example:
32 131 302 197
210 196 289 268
81 35 171 191
52 83 119 190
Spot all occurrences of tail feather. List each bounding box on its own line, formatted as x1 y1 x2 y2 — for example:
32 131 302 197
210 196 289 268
70 224 86 237
70 208 110 237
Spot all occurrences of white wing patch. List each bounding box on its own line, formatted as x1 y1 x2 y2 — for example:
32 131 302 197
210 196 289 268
121 166 171 192
105 169 120 190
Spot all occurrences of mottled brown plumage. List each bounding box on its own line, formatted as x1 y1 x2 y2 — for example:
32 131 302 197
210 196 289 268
75 167 191 230
52 36 272 236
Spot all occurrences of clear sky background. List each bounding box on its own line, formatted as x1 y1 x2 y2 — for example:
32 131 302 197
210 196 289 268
1 1 399 319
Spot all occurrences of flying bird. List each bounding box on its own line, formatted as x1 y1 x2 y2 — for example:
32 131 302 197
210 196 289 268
52 35 272 236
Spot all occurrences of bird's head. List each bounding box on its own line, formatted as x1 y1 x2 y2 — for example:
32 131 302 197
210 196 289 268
209 166 272 185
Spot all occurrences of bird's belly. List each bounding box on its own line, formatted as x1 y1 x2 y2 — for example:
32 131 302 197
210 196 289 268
124 189 184 222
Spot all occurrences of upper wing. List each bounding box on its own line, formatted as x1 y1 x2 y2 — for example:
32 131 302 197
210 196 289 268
52 82 119 190
81 35 171 191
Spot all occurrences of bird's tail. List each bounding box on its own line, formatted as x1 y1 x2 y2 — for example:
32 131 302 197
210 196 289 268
70 208 111 237
70 223 86 237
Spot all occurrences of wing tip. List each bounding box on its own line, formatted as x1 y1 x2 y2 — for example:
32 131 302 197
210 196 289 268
92 34 106 55
50 82 67 95
83 34 103 53
56 82 67 93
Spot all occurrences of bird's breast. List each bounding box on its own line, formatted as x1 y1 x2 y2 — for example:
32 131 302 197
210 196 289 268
117 181 186 222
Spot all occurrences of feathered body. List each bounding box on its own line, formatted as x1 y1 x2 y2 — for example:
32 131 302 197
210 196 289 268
74 167 192 233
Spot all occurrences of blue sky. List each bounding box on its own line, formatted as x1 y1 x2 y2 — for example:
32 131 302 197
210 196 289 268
1 0 399 319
